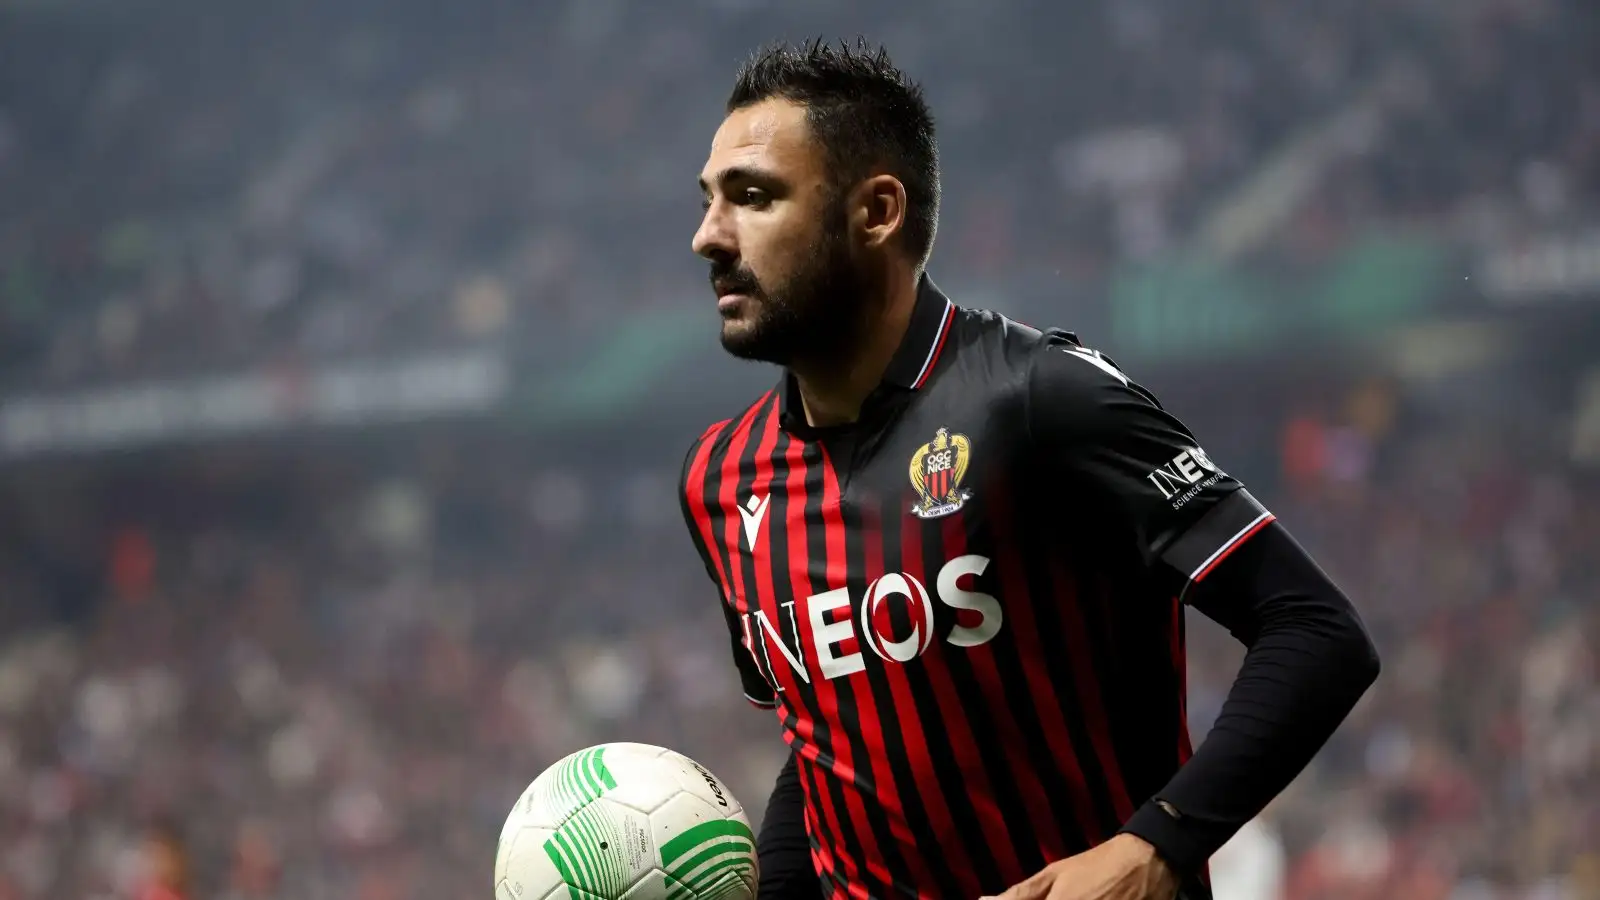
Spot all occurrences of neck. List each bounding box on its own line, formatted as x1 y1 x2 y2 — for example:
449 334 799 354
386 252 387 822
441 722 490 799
791 266 921 428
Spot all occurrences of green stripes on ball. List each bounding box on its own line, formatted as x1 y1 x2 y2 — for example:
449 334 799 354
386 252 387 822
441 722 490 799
544 802 630 897
536 746 619 822
661 820 756 900
538 748 754 900
540 747 627 896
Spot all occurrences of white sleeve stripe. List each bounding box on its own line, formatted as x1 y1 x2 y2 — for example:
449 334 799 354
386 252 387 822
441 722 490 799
1175 510 1275 605
744 692 779 709
1183 510 1275 592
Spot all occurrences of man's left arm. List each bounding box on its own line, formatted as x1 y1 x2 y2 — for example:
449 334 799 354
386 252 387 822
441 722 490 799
1008 338 1380 893
1117 520 1379 873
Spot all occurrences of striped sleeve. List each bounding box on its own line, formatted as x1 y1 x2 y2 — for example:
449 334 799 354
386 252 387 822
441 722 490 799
679 424 779 708
1026 335 1275 595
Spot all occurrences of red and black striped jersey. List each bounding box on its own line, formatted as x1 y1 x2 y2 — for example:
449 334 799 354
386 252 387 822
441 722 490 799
678 277 1271 900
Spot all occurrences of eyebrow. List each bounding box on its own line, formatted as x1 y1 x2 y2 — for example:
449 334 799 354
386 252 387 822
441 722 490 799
698 165 779 195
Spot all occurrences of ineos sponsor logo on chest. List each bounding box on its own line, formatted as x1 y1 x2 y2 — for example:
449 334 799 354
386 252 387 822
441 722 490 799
738 555 1003 692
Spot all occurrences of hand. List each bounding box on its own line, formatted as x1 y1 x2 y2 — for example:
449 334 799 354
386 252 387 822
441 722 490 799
980 834 1180 900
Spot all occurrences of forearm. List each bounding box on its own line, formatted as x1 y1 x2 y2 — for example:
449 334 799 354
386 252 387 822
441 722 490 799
1120 523 1380 874
756 750 818 900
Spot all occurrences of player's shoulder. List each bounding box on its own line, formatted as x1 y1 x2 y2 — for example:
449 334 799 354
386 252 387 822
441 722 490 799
678 388 780 494
949 304 1171 438
948 304 1132 395
949 304 1055 349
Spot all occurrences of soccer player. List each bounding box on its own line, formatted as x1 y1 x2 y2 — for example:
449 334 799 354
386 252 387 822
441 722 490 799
678 40 1379 900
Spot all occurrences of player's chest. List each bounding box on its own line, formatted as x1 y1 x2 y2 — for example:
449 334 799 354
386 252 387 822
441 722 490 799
706 400 1027 658
707 399 1019 569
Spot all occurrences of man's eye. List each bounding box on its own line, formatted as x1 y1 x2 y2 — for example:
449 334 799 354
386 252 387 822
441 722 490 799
741 189 770 207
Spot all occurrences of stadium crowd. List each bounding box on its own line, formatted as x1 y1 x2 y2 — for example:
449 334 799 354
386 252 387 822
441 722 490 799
0 381 1595 900
3 0 1597 388
3 0 1598 898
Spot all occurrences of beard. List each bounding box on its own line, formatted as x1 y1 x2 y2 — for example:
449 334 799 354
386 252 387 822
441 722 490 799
711 197 877 366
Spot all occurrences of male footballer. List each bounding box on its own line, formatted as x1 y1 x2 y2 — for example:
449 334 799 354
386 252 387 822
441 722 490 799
678 39 1379 900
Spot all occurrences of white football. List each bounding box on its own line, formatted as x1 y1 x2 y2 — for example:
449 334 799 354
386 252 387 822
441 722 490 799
496 742 758 900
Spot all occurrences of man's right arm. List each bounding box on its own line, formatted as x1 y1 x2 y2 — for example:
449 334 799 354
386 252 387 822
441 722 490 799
679 432 817 897
756 752 818 900
714 597 817 899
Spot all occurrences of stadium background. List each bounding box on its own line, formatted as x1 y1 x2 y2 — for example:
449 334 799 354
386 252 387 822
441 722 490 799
2 0 1598 897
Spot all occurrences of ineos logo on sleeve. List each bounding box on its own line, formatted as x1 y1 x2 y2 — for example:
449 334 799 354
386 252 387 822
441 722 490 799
1146 447 1224 502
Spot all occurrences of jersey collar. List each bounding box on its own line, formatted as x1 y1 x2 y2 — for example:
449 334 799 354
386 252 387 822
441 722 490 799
778 274 958 433
882 274 959 390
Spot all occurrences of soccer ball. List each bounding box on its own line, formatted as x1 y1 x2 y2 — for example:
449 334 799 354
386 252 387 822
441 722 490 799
495 742 758 900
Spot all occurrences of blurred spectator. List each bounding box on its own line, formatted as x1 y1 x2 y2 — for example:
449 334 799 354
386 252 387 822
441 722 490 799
1210 817 1286 900
134 821 190 900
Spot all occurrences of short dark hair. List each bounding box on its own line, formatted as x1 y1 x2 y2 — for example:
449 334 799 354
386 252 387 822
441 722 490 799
728 38 940 268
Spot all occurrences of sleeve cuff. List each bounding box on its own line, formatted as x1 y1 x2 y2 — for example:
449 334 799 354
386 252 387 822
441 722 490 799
1158 489 1275 602
1118 799 1228 877
745 692 780 709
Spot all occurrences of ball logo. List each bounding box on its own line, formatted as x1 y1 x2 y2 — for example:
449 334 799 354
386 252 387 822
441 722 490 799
690 761 730 808
859 572 936 663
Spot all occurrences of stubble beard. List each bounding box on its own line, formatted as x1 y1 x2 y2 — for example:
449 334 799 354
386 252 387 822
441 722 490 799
717 201 878 369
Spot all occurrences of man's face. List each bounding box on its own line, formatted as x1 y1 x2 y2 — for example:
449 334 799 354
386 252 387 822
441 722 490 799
693 98 871 365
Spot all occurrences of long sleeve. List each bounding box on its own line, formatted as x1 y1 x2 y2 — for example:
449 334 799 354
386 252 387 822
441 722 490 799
1118 522 1380 873
756 751 820 900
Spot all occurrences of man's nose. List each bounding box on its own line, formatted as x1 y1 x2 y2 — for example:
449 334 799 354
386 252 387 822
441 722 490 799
692 203 736 261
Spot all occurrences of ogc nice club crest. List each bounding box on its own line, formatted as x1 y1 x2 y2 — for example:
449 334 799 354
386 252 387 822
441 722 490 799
909 427 973 520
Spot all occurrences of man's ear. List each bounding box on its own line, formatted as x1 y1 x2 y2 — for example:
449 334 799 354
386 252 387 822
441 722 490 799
849 174 908 252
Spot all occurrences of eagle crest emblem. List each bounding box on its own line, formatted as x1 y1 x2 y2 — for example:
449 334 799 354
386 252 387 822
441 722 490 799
909 427 973 520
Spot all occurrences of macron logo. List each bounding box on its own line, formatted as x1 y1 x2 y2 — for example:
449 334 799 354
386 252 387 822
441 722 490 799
739 494 771 551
